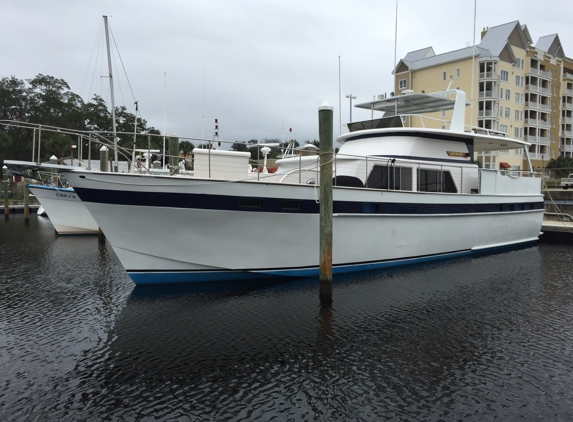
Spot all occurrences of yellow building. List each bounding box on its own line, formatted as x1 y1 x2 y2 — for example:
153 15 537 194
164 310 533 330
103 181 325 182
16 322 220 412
393 21 568 172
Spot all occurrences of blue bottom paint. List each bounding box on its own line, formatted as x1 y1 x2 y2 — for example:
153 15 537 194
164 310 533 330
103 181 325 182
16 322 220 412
128 240 538 286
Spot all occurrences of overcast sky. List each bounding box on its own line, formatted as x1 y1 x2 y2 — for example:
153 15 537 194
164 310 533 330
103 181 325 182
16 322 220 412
3 0 573 146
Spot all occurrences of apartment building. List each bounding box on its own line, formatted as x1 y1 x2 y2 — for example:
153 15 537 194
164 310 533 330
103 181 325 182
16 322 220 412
393 21 568 172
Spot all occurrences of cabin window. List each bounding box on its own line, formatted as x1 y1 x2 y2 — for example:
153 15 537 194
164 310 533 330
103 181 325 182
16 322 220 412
238 197 262 208
367 165 413 191
363 203 377 213
417 169 457 193
281 200 300 210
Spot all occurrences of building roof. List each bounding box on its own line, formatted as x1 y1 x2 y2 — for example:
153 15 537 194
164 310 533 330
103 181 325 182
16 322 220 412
397 20 538 74
395 45 490 73
403 47 435 62
536 34 566 58
478 21 528 57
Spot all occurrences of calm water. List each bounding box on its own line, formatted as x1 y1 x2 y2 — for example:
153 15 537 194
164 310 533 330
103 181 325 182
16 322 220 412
1 214 573 421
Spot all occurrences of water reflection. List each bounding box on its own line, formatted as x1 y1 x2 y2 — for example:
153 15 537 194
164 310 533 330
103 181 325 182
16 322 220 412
2 215 573 421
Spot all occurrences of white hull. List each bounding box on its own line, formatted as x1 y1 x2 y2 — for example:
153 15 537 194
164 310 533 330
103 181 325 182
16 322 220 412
27 185 99 235
64 172 544 284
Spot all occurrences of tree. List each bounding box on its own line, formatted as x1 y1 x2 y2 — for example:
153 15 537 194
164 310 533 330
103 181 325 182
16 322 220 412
230 141 249 152
179 140 195 157
546 156 573 178
0 74 163 164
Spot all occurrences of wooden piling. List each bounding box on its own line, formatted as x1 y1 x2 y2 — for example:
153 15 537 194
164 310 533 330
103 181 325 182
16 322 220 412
23 185 30 225
319 101 334 305
98 227 106 244
3 165 8 221
100 146 109 173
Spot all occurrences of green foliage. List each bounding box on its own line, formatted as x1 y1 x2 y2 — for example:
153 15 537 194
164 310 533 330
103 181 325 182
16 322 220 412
0 74 161 165
179 141 195 156
546 156 573 178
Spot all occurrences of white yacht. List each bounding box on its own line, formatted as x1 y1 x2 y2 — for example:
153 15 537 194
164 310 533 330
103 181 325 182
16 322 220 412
62 89 544 285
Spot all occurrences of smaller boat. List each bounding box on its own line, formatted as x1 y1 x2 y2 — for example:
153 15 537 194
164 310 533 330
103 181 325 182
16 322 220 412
27 184 99 235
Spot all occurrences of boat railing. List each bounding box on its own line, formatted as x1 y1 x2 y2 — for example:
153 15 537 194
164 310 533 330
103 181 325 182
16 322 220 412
466 126 509 138
0 119 225 176
395 114 451 130
267 151 542 195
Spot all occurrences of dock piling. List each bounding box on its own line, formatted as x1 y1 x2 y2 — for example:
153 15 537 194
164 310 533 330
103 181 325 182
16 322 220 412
23 185 30 225
3 165 8 221
319 101 334 306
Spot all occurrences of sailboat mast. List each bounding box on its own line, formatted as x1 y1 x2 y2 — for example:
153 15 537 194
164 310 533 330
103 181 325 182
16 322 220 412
103 15 118 170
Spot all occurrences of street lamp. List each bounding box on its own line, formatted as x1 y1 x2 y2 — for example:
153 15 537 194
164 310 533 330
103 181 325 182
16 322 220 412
71 145 77 166
345 94 357 123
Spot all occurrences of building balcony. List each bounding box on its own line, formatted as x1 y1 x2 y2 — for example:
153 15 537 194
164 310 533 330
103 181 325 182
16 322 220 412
524 135 550 145
562 116 573 124
526 84 551 95
478 91 498 98
478 110 498 117
529 68 552 79
525 118 550 127
561 130 573 137
528 153 550 161
561 144 573 153
525 101 551 111
563 103 573 110
564 72 573 80
479 72 500 81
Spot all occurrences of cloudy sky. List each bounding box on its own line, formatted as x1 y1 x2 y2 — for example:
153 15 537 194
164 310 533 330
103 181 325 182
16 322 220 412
3 0 573 146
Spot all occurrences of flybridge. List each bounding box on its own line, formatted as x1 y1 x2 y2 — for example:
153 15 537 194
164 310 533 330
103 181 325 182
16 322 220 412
353 89 469 132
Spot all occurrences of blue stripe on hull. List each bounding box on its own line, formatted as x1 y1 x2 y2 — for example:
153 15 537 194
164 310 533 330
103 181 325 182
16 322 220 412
127 240 538 286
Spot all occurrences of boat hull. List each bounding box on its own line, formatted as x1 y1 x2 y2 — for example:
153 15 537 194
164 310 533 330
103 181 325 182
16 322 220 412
64 172 544 285
27 185 99 235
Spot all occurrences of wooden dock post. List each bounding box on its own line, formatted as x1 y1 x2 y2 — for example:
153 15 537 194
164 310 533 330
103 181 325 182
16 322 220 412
319 101 333 306
3 165 8 221
100 146 109 173
23 185 30 225
98 227 106 244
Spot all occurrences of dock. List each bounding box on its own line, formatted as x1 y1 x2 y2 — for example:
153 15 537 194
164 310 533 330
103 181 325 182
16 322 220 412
5 204 41 214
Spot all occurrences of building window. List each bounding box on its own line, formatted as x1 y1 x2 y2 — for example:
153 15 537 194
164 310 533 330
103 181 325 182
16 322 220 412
442 71 447 81
506 89 511 101
515 110 521 120
514 127 521 138
515 75 524 86
500 124 508 133
505 108 510 118
399 79 407 89
456 68 461 78
441 110 446 117
501 70 509 82
500 88 504 98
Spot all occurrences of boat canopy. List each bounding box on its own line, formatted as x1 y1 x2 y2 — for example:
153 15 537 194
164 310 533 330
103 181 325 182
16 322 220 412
354 92 462 115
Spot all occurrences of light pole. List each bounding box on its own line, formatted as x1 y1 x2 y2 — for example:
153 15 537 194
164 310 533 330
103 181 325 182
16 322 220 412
345 94 357 123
